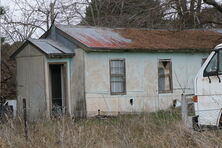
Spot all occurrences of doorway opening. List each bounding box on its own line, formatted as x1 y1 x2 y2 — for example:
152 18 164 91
49 64 67 117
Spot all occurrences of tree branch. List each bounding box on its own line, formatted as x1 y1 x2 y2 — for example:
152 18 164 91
203 0 222 13
200 20 222 25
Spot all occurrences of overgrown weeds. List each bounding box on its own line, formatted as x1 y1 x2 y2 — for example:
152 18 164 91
0 110 221 148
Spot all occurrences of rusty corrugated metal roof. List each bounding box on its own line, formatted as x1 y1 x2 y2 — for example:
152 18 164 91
56 25 222 52
56 25 131 49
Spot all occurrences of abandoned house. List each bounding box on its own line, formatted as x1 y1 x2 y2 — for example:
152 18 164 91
11 24 222 120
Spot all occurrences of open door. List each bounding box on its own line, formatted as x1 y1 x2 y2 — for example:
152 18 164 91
49 64 67 117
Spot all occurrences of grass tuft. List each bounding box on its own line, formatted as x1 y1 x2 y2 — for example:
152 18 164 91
0 110 221 148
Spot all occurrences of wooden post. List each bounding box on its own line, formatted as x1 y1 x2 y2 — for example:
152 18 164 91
181 94 188 127
0 19 1 96
23 98 28 140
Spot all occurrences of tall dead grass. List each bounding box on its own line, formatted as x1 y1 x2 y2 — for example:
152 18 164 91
0 110 222 148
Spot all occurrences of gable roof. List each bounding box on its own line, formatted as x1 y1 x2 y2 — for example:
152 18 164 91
56 24 222 52
29 39 74 54
12 25 222 59
11 39 74 58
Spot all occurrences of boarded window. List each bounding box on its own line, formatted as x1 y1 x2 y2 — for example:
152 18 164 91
158 60 172 93
110 59 126 95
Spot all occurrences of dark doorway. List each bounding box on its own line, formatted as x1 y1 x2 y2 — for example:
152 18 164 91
49 64 66 116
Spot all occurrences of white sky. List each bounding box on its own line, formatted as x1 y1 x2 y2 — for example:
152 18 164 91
1 0 20 18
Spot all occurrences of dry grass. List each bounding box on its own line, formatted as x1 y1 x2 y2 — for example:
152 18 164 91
0 110 222 148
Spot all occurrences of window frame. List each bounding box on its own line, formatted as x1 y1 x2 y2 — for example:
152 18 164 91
203 51 219 77
109 59 126 95
158 59 173 94
201 57 208 66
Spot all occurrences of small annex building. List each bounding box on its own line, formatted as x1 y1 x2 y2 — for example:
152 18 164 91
12 24 222 120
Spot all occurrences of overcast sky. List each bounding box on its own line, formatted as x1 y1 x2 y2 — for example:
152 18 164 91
0 0 86 42
1 0 222 42
2 0 222 19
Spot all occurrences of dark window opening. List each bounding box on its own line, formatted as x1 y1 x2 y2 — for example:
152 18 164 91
50 65 62 106
158 59 173 93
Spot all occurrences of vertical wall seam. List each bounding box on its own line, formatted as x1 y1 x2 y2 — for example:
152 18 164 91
83 50 87 117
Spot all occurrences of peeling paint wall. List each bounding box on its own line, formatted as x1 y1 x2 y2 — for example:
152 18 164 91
16 44 47 121
84 52 208 116
70 49 86 118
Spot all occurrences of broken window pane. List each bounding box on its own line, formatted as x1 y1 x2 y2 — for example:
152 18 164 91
110 60 126 94
158 60 172 93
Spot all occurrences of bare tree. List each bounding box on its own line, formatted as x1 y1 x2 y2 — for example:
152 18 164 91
164 0 203 28
0 0 87 98
204 0 222 13
1 0 87 42
199 0 222 27
81 0 221 29
82 0 167 28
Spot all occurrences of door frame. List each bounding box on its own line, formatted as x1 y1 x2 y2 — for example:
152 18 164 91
48 62 68 116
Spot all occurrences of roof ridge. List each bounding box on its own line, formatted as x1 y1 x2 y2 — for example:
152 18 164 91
46 39 73 54
55 24 221 32
46 40 66 54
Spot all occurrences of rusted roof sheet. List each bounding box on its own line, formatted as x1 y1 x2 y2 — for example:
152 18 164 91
56 25 131 49
56 24 222 52
29 39 74 55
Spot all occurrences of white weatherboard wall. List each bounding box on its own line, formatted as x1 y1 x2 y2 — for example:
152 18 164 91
84 52 208 116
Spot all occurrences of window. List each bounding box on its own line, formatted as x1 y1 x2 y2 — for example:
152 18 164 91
110 59 126 95
158 60 172 93
219 50 222 73
203 50 222 76
205 53 217 74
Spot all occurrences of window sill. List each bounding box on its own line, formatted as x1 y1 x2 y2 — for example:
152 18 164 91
110 92 126 96
158 91 173 94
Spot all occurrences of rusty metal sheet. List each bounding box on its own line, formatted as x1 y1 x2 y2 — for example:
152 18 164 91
56 25 222 51
56 25 131 48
